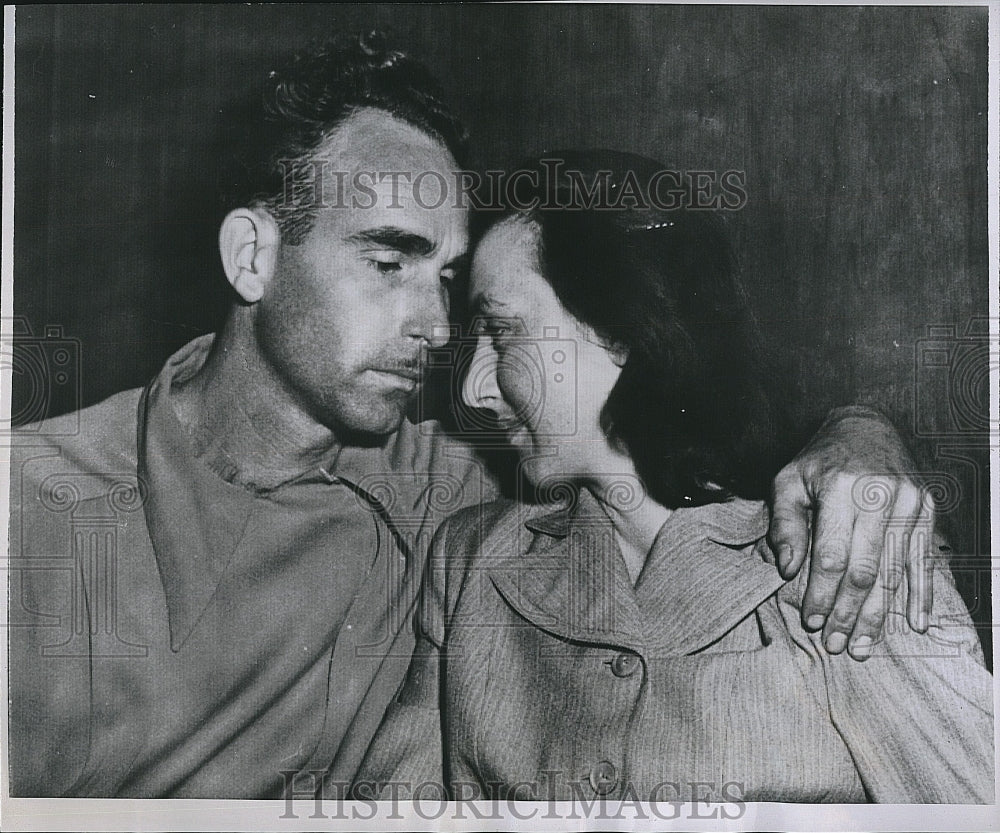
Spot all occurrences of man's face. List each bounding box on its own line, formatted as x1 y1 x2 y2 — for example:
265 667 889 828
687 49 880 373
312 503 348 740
254 108 468 438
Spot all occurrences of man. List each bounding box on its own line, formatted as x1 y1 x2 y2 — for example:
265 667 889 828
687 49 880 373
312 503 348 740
8 34 938 798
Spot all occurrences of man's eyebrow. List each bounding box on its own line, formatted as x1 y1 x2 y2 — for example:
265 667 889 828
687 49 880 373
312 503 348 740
345 227 435 256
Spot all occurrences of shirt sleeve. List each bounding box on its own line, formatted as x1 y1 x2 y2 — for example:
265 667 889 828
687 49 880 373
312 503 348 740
8 480 92 796
776 556 995 803
354 518 451 796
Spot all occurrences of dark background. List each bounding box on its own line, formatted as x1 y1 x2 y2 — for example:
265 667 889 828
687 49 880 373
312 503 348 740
12 5 992 651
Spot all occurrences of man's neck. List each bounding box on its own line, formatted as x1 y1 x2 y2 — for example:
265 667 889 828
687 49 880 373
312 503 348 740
170 314 344 492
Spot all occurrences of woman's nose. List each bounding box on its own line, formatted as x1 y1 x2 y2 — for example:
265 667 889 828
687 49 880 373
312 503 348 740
461 335 502 411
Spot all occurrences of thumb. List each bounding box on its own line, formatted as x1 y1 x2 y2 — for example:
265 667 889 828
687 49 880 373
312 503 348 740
768 468 812 579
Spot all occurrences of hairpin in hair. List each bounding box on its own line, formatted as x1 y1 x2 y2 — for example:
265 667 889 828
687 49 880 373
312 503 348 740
625 219 676 232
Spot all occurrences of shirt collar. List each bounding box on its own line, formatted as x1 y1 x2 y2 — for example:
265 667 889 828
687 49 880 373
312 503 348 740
138 336 251 651
137 335 414 651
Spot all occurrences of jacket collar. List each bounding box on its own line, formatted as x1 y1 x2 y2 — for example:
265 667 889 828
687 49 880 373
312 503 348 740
634 499 785 654
492 494 643 650
523 492 770 545
523 504 574 537
497 488 785 656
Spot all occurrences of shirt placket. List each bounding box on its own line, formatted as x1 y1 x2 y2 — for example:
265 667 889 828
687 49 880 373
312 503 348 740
300 474 423 776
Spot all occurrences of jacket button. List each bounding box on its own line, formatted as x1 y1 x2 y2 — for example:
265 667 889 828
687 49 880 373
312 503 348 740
589 760 618 795
610 652 639 678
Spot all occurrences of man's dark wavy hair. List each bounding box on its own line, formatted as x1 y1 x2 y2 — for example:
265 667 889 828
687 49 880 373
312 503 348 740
477 150 793 508
231 31 468 245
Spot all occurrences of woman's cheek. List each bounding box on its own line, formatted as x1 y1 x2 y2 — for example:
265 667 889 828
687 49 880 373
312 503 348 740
496 347 543 422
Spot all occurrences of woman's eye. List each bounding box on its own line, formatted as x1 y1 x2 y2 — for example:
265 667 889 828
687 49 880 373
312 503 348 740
482 321 515 340
472 317 521 343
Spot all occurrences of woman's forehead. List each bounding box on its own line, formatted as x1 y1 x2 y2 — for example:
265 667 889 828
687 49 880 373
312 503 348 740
469 219 542 305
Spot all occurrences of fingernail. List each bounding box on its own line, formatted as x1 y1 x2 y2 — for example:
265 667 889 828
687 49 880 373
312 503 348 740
850 636 873 659
826 632 847 653
916 612 928 632
806 614 825 630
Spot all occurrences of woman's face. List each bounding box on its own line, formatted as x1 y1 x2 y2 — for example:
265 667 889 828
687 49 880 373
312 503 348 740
462 218 625 486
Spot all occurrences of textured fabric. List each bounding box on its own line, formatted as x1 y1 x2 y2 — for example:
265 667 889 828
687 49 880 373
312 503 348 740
358 490 994 803
8 335 494 797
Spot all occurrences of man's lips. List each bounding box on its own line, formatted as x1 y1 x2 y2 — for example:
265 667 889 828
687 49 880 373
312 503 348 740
370 366 423 385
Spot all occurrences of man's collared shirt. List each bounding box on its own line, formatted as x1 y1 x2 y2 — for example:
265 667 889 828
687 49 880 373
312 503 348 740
8 334 494 797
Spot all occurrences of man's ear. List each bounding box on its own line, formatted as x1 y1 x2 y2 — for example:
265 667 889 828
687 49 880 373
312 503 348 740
218 208 280 303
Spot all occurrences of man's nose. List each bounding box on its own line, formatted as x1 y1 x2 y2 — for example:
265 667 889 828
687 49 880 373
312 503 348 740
461 335 501 411
405 282 451 349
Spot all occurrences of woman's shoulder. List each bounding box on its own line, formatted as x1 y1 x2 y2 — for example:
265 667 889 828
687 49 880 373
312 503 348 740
425 499 534 613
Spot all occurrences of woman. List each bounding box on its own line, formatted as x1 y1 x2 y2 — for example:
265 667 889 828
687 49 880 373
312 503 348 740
357 151 993 803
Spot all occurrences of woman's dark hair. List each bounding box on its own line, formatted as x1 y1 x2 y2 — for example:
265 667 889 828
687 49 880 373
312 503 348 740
478 150 792 508
231 31 468 245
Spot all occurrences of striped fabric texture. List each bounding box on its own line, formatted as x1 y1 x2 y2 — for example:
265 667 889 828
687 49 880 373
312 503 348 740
358 491 994 803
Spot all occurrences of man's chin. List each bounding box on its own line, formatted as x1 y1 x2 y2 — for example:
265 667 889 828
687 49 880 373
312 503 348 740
328 403 410 445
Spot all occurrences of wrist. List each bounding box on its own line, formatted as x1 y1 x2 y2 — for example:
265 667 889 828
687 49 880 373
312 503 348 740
823 404 888 424
827 405 886 419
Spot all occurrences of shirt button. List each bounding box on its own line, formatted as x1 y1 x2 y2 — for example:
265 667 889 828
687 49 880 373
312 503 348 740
610 652 639 678
589 760 618 795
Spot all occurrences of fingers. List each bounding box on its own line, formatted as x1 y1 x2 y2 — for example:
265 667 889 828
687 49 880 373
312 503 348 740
819 490 886 654
810 477 927 659
843 482 921 659
799 474 855 634
767 466 811 579
906 496 936 633
846 547 904 659
773 458 935 658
